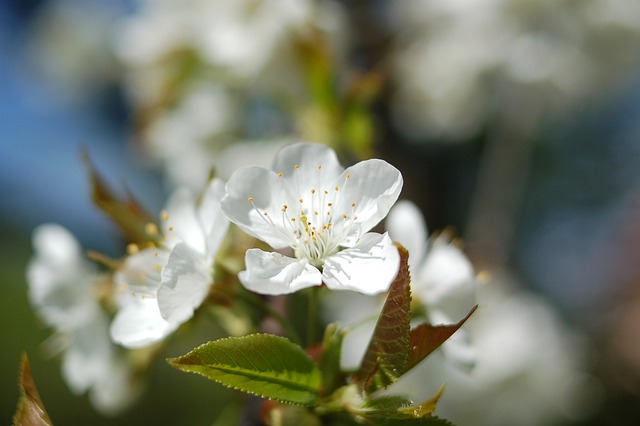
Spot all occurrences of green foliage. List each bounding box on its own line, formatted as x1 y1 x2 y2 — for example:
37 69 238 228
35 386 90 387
167 334 321 406
318 323 346 395
356 243 412 393
404 306 478 374
13 353 53 426
368 416 456 425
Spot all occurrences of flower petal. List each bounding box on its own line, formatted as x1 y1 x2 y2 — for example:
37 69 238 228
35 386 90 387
163 187 206 253
386 200 428 268
197 177 230 257
114 248 169 299
61 311 112 394
333 159 403 242
221 166 293 249
157 242 211 325
110 297 178 348
27 224 97 330
271 142 343 183
322 232 400 295
239 248 322 295
416 236 476 323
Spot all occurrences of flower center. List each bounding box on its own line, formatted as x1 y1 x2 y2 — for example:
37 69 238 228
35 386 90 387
248 165 359 268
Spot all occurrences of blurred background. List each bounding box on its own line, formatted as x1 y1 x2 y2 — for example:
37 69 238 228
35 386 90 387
2 0 640 424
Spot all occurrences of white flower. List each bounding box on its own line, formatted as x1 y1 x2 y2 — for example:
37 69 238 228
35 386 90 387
325 200 477 370
386 200 477 370
110 178 229 348
26 224 139 415
387 274 597 426
221 142 403 295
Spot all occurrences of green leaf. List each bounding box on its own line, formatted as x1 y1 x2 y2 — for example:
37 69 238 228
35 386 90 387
318 323 347 395
404 306 478 374
369 416 456 426
356 243 411 393
83 151 159 246
168 334 322 406
360 385 444 420
13 353 53 426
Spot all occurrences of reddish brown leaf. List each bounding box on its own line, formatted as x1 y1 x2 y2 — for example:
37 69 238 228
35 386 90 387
13 353 53 426
405 306 478 373
83 150 159 246
356 243 411 393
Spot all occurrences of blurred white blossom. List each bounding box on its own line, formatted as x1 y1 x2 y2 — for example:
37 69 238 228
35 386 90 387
26 224 140 415
386 200 477 369
110 178 229 348
221 142 402 295
326 200 477 371
387 273 600 426
113 0 347 189
391 0 640 141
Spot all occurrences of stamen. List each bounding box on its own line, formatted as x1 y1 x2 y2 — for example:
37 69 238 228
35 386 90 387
145 222 159 236
160 210 169 221
277 172 283 177
127 243 139 255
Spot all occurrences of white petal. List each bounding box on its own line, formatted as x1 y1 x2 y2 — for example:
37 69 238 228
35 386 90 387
114 248 170 299
322 232 400 295
110 297 178 348
89 357 140 416
61 311 112 394
271 142 343 183
31 223 83 265
221 166 293 249
27 224 97 330
335 159 403 240
239 248 322 295
386 200 428 268
197 177 230 256
163 187 206 253
157 243 211 325
417 236 476 322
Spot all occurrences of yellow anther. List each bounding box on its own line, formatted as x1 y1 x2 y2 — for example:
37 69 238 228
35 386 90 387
248 197 254 202
346 173 350 178
335 185 339 191
317 165 322 169
295 165 300 169
168 226 174 232
352 203 356 207
277 172 283 177
154 251 158 257
160 210 169 221
324 190 329 195
342 214 347 219
291 218 296 222
145 222 159 236
311 189 316 194
126 243 139 255
299 198 304 203
314 211 319 215
141 295 145 300
327 203 333 207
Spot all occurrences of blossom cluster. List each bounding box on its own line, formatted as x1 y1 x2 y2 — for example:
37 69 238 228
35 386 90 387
26 143 405 412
